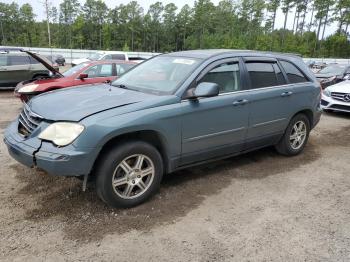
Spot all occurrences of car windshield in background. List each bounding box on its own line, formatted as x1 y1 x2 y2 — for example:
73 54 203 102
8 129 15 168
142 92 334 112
88 53 103 60
112 56 202 95
318 65 346 75
63 63 89 77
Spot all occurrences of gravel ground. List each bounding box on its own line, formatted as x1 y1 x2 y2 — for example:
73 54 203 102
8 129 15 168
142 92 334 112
0 91 349 261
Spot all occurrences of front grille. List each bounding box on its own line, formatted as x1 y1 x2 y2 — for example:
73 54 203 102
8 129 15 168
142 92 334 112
331 92 350 102
18 104 43 137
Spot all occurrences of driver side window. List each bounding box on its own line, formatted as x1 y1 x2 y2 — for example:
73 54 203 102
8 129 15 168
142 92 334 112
83 64 113 78
200 62 241 94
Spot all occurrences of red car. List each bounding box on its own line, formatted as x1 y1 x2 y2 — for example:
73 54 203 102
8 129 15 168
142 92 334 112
15 58 136 102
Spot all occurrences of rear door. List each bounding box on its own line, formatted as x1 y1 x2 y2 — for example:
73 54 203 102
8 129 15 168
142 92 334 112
279 60 315 120
243 57 295 149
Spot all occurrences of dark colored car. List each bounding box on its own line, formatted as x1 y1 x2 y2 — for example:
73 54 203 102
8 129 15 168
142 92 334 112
44 55 60 72
315 64 350 88
46 54 65 66
0 51 53 89
4 50 322 208
15 60 136 102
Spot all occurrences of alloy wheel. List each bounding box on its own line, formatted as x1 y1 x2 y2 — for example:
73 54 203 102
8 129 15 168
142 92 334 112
289 120 307 150
112 154 155 199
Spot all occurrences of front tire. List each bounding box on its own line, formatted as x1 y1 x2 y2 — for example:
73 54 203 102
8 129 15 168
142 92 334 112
95 141 163 208
275 114 310 156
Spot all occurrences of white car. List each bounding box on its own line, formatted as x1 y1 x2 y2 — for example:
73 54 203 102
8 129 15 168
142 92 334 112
71 51 129 66
321 80 350 113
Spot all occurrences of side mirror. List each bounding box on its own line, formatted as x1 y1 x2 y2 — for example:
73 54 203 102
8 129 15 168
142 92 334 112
191 82 219 99
78 73 88 80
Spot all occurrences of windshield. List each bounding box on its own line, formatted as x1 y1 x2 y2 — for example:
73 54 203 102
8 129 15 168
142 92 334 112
88 53 103 60
112 56 202 95
63 63 89 77
318 65 346 75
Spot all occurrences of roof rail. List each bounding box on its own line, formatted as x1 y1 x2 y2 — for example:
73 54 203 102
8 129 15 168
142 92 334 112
0 47 24 52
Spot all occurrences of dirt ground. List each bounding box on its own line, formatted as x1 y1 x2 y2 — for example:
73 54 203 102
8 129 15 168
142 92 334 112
0 90 349 262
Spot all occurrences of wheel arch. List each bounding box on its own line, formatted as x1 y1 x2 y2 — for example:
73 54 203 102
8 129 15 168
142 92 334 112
92 130 170 176
291 109 313 127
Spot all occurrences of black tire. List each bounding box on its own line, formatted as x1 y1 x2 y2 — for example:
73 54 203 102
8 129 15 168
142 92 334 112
95 141 163 208
275 114 310 156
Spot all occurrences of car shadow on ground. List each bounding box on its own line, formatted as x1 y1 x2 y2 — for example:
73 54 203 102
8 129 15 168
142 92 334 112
8 138 322 243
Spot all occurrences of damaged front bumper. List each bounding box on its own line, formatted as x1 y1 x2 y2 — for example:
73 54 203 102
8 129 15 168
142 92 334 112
4 120 96 177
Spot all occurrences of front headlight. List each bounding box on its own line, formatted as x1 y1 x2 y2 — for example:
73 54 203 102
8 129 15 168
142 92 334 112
18 84 39 93
38 122 84 146
323 88 331 97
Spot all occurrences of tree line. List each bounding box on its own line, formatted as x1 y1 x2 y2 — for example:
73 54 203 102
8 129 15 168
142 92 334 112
0 0 350 58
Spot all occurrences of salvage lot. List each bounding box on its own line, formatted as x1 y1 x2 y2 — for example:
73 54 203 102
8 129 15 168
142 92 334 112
0 91 350 261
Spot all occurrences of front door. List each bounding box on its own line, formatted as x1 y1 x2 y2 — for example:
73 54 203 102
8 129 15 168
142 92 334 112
180 59 250 165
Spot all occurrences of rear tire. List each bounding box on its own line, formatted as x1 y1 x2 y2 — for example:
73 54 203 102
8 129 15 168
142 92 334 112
95 141 163 208
275 114 310 156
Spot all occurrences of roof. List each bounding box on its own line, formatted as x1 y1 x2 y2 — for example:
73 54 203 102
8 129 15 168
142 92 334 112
166 49 302 60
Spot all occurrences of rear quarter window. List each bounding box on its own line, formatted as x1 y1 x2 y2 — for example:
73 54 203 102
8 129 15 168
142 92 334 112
280 60 308 83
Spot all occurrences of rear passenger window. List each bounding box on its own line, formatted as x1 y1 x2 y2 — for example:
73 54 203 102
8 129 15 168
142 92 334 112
246 62 284 89
29 57 40 64
280 60 308 83
200 62 241 93
9 55 30 65
112 54 126 60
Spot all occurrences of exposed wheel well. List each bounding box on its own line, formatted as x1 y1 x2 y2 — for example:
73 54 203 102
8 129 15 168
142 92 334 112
92 130 169 176
293 109 313 127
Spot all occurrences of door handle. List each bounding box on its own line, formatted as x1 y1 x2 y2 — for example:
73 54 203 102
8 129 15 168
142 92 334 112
281 91 293 97
232 99 249 106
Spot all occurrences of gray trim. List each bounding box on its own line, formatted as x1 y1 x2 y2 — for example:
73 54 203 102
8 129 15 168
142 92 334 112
184 127 245 143
182 82 313 101
253 118 286 128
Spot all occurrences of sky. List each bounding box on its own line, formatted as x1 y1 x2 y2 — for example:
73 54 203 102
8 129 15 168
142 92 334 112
3 0 337 37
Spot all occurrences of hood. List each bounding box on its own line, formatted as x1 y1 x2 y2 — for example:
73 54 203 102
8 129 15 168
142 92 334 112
315 73 337 79
28 84 159 121
14 76 66 93
326 80 350 93
25 51 63 77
